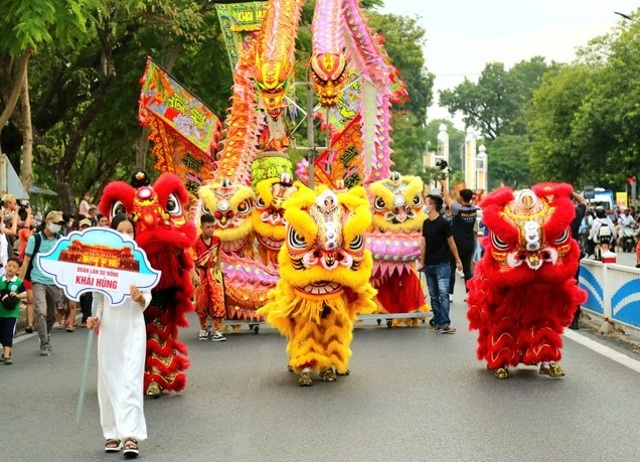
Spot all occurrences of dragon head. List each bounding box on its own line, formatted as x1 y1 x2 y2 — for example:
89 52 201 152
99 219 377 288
367 172 426 233
310 52 347 107
254 58 292 120
198 178 255 254
279 184 373 296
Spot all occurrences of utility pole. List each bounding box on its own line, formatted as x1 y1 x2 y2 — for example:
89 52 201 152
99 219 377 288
306 84 316 189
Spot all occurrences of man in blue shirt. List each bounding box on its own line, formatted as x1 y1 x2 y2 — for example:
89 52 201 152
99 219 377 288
19 210 64 356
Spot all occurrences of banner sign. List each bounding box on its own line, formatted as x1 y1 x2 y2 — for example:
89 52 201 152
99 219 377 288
139 57 222 198
314 114 364 189
216 1 268 69
139 58 221 155
37 228 161 306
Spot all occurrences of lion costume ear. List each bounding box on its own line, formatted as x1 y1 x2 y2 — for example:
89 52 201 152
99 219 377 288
531 182 576 236
99 181 136 219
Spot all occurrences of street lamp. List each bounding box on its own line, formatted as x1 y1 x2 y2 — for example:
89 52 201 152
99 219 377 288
476 145 487 192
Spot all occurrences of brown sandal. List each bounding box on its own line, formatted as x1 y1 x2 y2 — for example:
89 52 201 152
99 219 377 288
104 439 121 453
123 438 139 458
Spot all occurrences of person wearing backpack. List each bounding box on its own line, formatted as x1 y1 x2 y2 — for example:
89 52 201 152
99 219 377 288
588 206 616 260
19 210 64 356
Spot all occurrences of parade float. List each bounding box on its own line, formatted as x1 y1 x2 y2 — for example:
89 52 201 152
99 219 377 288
136 0 413 342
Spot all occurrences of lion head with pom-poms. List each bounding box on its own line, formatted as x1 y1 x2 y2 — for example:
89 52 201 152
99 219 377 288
198 178 256 257
367 172 426 233
252 172 301 265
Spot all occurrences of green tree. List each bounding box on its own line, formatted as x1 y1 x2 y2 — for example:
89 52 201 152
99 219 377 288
2 1 226 210
527 15 640 192
439 57 559 139
484 134 531 189
0 0 102 191
527 64 594 185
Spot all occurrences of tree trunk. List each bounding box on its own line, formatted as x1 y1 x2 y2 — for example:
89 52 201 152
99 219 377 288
0 51 30 147
55 168 76 214
20 68 34 194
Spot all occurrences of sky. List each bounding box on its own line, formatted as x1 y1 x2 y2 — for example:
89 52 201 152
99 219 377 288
377 0 639 124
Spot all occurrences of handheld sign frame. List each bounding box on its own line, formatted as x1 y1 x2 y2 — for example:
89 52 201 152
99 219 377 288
37 228 161 306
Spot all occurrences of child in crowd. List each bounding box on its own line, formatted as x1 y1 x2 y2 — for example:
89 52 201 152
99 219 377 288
192 213 226 342
0 257 28 364
86 214 150 459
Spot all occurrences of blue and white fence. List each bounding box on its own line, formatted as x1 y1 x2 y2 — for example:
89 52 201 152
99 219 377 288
579 260 640 329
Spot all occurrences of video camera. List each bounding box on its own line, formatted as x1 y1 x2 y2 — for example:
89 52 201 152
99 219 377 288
435 159 452 180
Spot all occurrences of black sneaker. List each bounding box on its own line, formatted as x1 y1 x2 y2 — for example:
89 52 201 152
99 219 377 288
25 326 34 333
441 325 457 334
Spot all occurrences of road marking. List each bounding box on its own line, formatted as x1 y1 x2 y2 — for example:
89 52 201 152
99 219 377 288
564 329 640 374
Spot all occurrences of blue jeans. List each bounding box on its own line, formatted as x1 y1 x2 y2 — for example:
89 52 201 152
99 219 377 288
424 263 451 327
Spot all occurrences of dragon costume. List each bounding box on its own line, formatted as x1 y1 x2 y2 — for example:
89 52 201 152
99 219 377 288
467 183 587 379
366 172 428 326
99 171 196 396
257 185 377 386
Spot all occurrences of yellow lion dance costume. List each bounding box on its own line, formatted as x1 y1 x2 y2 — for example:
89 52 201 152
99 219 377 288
366 172 429 326
257 185 377 386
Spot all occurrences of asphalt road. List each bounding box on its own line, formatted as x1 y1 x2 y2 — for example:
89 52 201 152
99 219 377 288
4 292 640 462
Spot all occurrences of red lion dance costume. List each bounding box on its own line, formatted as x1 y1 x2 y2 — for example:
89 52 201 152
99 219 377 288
467 183 586 379
100 171 196 396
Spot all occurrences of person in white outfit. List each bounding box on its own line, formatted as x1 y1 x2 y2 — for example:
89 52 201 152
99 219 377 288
86 214 151 459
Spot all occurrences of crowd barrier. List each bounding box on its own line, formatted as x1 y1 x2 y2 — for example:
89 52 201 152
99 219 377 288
579 259 640 329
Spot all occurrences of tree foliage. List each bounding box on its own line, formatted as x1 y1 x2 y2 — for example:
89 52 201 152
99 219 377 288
439 57 560 140
527 13 640 193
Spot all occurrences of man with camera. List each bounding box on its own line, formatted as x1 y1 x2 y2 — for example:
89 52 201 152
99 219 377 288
1 194 20 242
440 178 478 302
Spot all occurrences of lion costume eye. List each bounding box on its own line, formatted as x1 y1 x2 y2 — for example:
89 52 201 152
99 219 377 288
412 195 423 206
256 196 266 208
201 204 211 215
236 199 252 215
374 197 386 211
349 234 364 251
491 232 509 251
287 225 307 250
110 201 127 219
555 228 570 245
165 193 182 216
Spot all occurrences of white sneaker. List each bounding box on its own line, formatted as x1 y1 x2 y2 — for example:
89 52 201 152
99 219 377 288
211 331 226 342
448 294 453 302
198 329 209 341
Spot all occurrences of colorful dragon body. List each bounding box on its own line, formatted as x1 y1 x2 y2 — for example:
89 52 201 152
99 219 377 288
214 0 405 189
198 179 277 320
365 172 428 325
467 183 587 379
257 185 377 386
99 172 196 396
